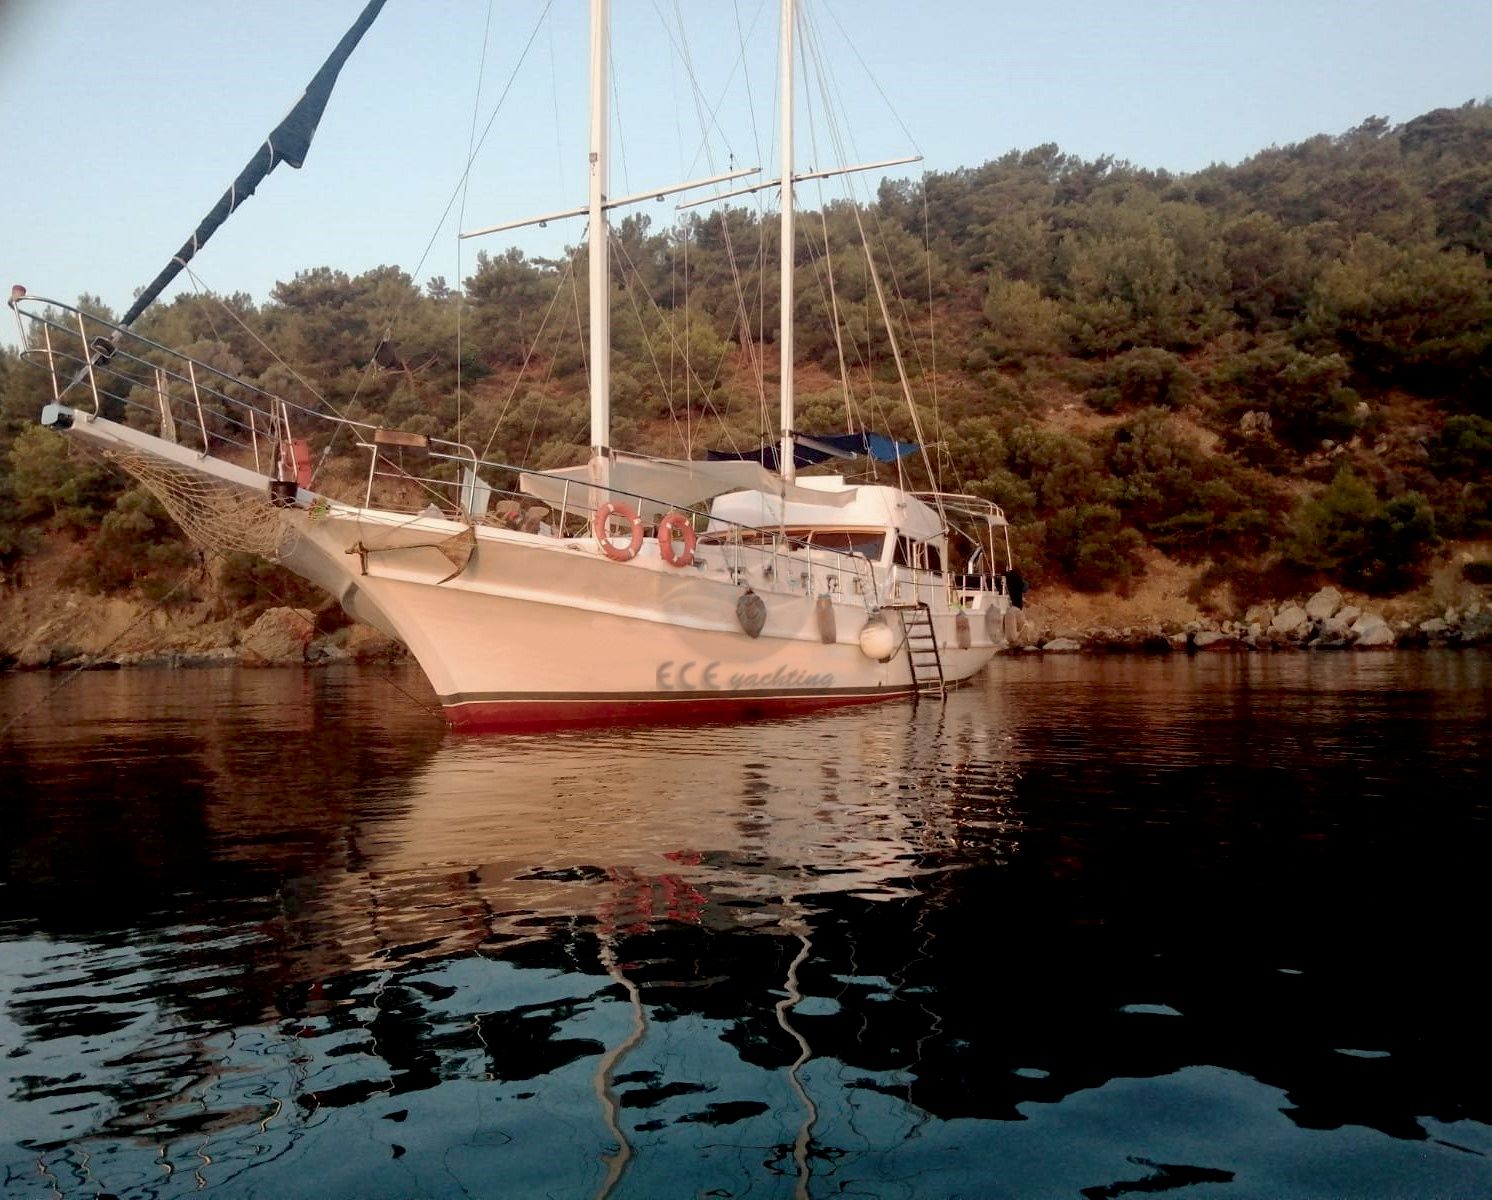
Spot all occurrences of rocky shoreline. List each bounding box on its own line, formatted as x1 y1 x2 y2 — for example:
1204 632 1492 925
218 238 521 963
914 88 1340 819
1 603 408 673
1011 586 1492 655
3 584 1489 675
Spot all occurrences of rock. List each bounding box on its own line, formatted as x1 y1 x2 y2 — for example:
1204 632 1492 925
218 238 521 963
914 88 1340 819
1323 605 1360 638
1460 612 1492 645
1305 587 1343 621
1271 604 1309 637
307 641 353 665
1192 631 1232 651
1418 617 1450 638
178 648 239 668
1351 613 1394 648
1244 604 1274 626
239 607 316 666
1041 637 1083 653
16 644 55 670
341 625 407 663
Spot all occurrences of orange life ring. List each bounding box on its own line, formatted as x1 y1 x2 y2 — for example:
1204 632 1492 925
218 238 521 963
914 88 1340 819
593 500 644 562
657 512 697 568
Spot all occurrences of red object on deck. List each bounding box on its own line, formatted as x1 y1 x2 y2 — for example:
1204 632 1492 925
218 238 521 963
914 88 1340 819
289 439 312 488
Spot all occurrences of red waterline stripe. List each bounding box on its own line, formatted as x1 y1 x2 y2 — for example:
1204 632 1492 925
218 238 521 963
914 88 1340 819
438 687 918 732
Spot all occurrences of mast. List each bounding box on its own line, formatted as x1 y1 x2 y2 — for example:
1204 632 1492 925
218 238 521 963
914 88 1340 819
778 0 796 483
588 0 611 491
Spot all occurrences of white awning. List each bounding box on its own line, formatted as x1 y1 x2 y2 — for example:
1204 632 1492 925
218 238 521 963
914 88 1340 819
519 454 858 521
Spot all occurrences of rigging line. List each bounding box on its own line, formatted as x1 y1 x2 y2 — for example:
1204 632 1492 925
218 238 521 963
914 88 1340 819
859 217 944 508
649 1 769 445
708 206 769 436
612 231 739 457
179 263 429 504
734 0 768 171
921 173 952 487
181 267 331 417
801 20 938 406
478 249 580 460
666 6 685 452
797 68 863 444
355 0 553 437
613 242 692 458
179 265 360 485
516 258 588 469
512 316 570 471
649 0 767 178
610 37 631 199
820 1 922 158
548 13 565 186
801 203 860 436
225 543 443 720
612 244 690 457
799 17 940 485
456 0 499 453
679 217 688 454
799 211 885 459
665 0 773 444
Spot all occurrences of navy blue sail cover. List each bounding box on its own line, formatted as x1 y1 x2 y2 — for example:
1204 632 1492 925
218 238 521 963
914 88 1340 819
119 0 387 327
707 431 918 471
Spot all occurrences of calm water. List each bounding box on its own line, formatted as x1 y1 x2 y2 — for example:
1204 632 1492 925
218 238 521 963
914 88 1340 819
0 654 1488 1199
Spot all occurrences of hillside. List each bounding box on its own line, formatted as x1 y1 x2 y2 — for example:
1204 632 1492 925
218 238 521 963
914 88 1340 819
2 103 1490 663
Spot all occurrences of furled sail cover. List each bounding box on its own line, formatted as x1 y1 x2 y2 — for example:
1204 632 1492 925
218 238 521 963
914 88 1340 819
706 431 919 471
119 0 388 327
520 454 859 522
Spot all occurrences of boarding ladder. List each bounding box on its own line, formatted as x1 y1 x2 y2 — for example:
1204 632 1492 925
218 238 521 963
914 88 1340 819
886 602 946 700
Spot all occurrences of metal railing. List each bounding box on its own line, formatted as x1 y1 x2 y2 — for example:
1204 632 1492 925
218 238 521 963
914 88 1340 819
11 293 984 612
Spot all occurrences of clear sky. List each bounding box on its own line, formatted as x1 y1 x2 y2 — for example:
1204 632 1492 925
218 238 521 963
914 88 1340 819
1 0 1488 340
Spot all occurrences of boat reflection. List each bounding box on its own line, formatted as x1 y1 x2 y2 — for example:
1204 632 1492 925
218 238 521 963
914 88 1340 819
291 705 1018 974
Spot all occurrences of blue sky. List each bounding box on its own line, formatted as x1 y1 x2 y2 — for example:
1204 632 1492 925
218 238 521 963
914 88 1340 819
1 0 1488 337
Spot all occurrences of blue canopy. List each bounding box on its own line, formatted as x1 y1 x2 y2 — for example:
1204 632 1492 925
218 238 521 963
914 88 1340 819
707 431 918 471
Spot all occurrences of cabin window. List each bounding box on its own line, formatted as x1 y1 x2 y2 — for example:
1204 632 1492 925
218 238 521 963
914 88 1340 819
809 530 885 559
894 537 942 572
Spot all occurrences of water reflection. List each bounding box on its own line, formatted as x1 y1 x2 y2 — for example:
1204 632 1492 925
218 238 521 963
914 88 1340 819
1 656 1489 1198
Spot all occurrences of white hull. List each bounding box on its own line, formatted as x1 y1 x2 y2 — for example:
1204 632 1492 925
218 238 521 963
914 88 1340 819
52 411 1003 729
286 509 1000 728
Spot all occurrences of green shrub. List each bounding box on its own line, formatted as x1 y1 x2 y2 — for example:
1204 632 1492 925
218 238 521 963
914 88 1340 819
70 487 198 599
1045 503 1147 592
1286 468 1437 592
1088 347 1195 413
217 552 328 614
1213 341 1361 450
